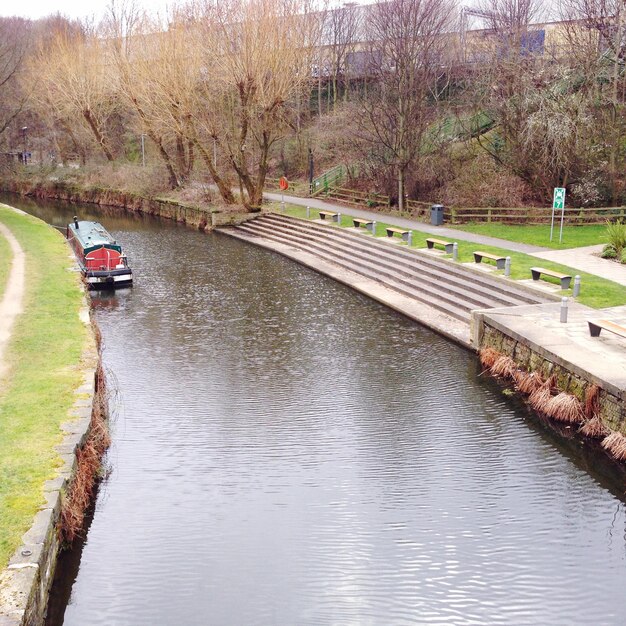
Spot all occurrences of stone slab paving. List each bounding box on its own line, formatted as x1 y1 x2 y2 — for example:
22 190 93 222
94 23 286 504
478 302 626 397
531 244 626 286
265 192 548 254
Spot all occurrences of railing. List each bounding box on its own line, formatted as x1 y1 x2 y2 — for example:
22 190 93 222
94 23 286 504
265 177 310 196
310 165 346 196
322 186 390 208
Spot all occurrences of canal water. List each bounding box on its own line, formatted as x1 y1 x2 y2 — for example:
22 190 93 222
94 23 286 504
4 194 626 624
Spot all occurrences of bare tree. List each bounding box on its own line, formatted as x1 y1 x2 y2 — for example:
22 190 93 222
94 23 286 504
325 3 362 109
187 0 319 209
0 18 32 141
358 0 456 211
31 22 118 161
103 0 185 188
559 0 626 202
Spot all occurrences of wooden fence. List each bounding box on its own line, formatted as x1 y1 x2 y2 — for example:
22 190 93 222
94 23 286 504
449 206 626 224
264 178 626 225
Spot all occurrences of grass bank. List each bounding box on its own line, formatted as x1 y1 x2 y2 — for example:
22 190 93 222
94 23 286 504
450 222 607 250
0 228 9 300
0 204 87 566
280 205 626 310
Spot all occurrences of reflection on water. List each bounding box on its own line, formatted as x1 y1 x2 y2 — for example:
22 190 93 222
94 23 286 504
3 194 625 625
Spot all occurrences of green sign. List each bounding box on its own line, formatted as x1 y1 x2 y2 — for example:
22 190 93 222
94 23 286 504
553 187 566 210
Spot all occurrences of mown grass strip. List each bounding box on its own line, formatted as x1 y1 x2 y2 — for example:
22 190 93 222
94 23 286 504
279 204 626 309
0 205 87 566
0 227 10 301
450 222 607 250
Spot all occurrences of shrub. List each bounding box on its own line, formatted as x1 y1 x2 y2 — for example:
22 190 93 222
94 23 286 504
601 244 618 259
621 249 626 264
606 219 626 254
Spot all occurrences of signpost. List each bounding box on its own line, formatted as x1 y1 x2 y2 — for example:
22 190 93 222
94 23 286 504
550 187 566 243
279 176 289 212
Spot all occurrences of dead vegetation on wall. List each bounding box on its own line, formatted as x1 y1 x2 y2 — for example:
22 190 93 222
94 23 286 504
479 347 625 463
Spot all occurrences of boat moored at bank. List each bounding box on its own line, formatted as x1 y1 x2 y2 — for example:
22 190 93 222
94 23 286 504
66 217 132 289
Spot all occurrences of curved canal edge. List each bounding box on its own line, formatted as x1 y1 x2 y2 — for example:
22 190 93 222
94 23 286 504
219 217 626 461
0 205 109 626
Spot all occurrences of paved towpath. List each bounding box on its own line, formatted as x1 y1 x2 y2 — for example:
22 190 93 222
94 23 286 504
264 192 549 254
0 218 25 383
531 244 626 287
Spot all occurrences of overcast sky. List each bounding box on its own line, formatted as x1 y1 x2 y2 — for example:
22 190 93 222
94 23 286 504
0 0 172 21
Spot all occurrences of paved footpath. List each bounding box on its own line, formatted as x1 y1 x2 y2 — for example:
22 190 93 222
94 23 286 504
0 219 25 383
265 192 626 284
531 244 626 287
264 192 548 254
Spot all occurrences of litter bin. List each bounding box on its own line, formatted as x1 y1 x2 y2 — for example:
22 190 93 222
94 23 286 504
430 204 444 226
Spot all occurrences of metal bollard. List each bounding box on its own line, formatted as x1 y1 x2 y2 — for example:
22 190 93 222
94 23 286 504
408 230 413 247
505 256 511 277
306 206 310 219
573 275 581 297
371 220 376 235
452 242 458 262
337 212 341 225
560 297 568 323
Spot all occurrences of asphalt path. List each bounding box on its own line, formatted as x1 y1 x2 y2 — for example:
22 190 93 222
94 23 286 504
264 191 549 254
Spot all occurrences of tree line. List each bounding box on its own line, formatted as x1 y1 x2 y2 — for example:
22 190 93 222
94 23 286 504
2 0 626 210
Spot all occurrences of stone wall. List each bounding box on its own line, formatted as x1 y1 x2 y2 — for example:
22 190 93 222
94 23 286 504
0 180 256 231
481 322 625 434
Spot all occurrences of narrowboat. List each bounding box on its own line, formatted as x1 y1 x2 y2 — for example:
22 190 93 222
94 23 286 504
66 217 133 289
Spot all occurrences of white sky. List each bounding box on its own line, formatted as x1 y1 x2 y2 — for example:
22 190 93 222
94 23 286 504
0 0 173 21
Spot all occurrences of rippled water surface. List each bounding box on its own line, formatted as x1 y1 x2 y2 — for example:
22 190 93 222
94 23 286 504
4 194 626 624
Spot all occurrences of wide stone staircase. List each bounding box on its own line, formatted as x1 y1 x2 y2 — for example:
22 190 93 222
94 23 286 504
224 213 550 323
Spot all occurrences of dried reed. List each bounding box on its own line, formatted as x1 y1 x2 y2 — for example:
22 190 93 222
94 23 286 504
528 379 553 414
514 371 544 395
490 355 517 379
479 347 501 370
601 432 626 461
60 365 110 543
544 392 585 425
579 415 610 439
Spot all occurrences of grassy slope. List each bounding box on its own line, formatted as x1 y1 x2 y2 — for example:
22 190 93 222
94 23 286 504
281 205 626 309
450 223 607 250
0 228 9 300
0 205 87 566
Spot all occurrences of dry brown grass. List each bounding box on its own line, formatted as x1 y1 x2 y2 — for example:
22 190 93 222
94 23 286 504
579 416 610 439
490 355 517 379
59 365 110 543
514 370 544 395
601 432 626 461
479 347 501 370
544 392 585 425
528 379 553 414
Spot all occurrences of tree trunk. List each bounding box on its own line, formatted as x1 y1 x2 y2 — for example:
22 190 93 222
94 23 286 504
82 110 114 162
195 140 235 204
398 167 405 213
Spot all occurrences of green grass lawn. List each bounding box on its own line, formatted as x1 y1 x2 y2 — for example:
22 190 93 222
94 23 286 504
0 204 87 567
0 227 9 300
450 222 608 250
278 204 626 309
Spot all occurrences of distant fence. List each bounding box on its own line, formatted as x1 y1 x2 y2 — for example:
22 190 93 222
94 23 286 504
264 178 626 225
449 206 626 225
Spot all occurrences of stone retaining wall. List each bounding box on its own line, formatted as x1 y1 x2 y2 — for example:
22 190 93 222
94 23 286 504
480 321 625 434
0 180 255 230
0 304 103 626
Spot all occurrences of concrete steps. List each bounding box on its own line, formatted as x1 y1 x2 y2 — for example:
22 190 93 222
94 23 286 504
227 213 549 323
260 214 539 306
